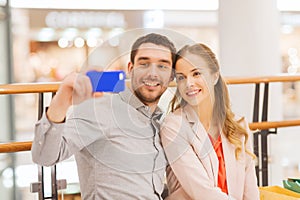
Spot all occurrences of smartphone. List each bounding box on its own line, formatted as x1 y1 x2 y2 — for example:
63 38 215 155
86 70 126 93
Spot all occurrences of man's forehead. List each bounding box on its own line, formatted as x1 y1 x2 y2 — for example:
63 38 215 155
134 43 172 62
137 43 171 53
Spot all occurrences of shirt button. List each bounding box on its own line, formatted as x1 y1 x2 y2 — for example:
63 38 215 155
51 127 56 131
43 123 49 129
38 141 42 145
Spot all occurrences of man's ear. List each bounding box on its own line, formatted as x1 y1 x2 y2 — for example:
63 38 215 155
127 62 133 76
213 72 220 85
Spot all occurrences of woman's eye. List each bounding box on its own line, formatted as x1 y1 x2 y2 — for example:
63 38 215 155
176 75 185 81
193 71 201 77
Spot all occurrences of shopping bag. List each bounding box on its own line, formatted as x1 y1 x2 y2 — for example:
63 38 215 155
260 186 300 200
283 179 300 193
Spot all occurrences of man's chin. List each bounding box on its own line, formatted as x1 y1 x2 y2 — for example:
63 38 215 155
134 90 162 105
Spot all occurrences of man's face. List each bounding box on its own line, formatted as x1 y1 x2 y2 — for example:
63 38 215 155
128 43 173 106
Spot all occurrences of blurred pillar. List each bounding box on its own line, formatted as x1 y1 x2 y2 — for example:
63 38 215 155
0 0 16 199
219 0 282 121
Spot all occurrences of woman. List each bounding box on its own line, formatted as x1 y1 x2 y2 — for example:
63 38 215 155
161 43 259 200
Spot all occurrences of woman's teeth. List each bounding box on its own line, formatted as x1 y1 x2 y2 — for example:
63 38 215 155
186 90 200 96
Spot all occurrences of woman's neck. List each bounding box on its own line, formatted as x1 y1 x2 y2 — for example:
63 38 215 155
193 100 220 140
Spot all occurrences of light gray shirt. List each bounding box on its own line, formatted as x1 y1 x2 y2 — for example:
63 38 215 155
31 88 167 200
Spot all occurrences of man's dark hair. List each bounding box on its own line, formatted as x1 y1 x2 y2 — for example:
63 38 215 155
130 33 176 65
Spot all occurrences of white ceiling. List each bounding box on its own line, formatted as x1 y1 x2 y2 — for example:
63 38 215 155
5 0 300 11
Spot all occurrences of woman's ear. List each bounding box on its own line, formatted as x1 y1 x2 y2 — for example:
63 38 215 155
213 72 220 85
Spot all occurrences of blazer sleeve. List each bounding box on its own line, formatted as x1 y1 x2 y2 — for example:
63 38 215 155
161 113 237 200
242 119 260 200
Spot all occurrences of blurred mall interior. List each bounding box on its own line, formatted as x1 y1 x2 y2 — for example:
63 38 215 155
1 0 300 199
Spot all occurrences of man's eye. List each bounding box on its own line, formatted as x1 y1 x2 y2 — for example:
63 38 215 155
139 63 149 67
158 64 168 69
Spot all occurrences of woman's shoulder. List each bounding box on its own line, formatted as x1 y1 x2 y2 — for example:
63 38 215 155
161 108 186 129
161 107 192 144
164 107 185 121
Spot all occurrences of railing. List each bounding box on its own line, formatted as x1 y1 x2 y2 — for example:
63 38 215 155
1 74 300 198
0 82 60 155
0 82 64 200
225 74 300 186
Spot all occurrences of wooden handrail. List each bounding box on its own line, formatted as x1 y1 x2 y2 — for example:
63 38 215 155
1 74 300 94
224 74 300 84
143 75 300 87
0 141 32 153
0 82 60 94
249 120 300 130
1 74 300 154
1 120 300 153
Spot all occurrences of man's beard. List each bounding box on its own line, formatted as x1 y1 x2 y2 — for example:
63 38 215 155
134 89 163 105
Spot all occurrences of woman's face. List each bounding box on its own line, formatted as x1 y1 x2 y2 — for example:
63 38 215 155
175 53 216 107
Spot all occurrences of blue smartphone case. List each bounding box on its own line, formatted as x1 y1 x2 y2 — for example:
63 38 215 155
86 70 125 93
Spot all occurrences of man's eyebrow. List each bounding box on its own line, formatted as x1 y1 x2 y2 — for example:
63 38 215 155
136 57 150 61
158 59 172 65
136 57 171 65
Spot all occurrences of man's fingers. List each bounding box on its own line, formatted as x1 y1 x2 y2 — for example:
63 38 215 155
81 66 104 74
93 92 104 98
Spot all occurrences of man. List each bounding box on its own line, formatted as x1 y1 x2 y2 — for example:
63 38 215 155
31 33 176 199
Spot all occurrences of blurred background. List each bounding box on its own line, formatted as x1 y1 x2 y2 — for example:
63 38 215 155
1 0 300 199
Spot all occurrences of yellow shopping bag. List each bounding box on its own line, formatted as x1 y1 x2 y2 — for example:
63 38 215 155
260 186 300 200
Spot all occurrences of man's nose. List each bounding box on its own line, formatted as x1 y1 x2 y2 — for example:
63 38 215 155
148 64 159 77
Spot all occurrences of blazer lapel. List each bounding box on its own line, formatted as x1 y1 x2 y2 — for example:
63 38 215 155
183 105 219 185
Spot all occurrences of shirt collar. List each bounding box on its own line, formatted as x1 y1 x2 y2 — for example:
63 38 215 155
119 88 163 118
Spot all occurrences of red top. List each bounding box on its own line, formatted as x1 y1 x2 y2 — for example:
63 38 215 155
209 134 228 194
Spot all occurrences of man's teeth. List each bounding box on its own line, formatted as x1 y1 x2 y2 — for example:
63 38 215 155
144 82 158 86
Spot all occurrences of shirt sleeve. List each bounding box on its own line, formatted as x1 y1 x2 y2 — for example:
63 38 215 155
161 113 237 200
31 111 73 166
31 98 110 166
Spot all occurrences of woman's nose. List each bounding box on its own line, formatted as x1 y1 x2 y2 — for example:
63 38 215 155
186 76 194 87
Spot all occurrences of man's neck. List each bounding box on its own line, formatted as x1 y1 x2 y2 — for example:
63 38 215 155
146 103 158 114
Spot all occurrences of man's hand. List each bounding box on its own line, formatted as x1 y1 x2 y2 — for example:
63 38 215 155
46 72 103 123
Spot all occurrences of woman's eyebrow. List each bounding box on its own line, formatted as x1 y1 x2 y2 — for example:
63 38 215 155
191 68 199 72
176 68 200 74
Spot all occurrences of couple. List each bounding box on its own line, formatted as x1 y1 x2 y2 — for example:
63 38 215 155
31 32 259 200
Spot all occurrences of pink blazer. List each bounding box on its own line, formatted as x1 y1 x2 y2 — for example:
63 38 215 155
160 105 259 200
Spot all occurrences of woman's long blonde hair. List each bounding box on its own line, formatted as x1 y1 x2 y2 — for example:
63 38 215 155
170 43 254 159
